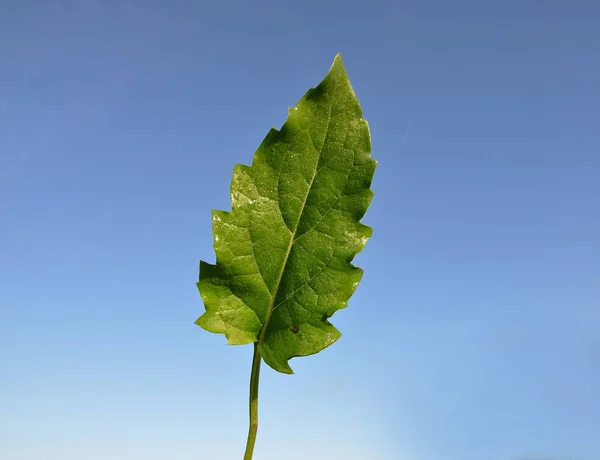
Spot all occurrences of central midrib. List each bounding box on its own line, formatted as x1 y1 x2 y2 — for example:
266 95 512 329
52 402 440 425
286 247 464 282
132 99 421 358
257 89 336 346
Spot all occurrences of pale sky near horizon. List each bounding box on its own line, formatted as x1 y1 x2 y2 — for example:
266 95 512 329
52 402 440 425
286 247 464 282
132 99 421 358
1 1 599 459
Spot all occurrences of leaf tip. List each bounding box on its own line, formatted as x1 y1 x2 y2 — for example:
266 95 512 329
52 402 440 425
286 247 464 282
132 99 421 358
330 52 346 73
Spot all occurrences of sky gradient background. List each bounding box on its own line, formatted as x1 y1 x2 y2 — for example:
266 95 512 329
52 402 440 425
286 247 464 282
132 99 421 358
1 1 599 459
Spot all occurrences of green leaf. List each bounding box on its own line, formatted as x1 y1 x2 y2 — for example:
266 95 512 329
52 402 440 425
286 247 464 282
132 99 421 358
196 53 376 374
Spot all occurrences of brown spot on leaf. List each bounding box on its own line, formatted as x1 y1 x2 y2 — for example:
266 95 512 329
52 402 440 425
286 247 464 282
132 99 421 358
291 326 299 333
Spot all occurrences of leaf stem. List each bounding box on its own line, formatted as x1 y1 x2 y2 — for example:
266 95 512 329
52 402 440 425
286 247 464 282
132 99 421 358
243 343 261 460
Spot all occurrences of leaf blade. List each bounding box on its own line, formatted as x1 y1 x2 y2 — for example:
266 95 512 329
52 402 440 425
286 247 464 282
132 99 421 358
197 53 376 373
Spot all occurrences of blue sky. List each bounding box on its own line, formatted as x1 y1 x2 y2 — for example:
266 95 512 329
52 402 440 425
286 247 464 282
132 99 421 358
1 1 599 459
